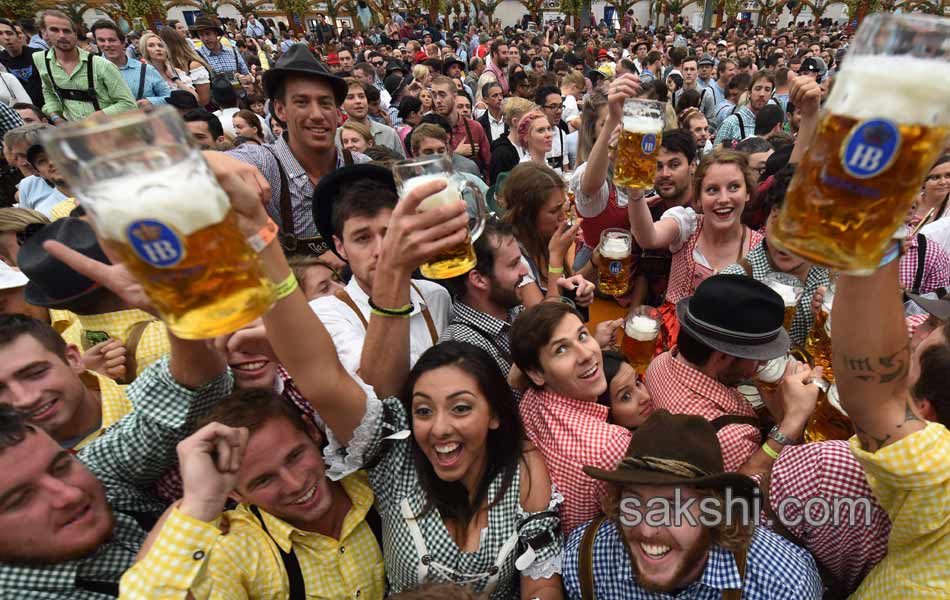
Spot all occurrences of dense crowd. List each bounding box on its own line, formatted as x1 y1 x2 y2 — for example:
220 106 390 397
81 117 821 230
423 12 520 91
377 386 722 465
0 7 948 600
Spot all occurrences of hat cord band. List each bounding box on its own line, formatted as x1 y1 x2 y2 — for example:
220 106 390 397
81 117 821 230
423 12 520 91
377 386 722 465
621 456 711 479
685 312 781 345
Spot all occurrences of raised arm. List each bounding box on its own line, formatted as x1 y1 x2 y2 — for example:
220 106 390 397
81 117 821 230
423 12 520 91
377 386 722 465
359 179 469 397
833 260 924 451
626 192 682 250
787 74 821 166
580 74 639 199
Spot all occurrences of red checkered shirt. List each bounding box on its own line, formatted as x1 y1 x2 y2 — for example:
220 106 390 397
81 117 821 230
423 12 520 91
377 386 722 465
644 350 759 472
767 440 890 594
899 233 950 294
519 387 632 534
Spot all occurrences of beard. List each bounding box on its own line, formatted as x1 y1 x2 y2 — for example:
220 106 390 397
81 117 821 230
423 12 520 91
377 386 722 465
656 178 687 202
627 526 712 594
487 276 522 311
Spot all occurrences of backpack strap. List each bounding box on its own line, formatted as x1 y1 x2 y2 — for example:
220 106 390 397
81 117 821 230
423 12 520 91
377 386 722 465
120 320 155 384
136 61 147 100
578 515 607 600
248 505 306 600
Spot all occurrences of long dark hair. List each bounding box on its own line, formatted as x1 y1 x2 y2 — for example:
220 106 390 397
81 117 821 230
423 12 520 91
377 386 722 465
404 341 524 524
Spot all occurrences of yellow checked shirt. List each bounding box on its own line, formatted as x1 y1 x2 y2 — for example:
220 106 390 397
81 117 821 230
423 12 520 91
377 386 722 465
850 422 950 599
119 472 385 600
72 370 131 450
61 309 170 379
47 197 78 221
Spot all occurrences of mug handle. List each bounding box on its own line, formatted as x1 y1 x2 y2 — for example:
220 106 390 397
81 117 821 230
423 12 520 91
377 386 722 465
454 177 487 242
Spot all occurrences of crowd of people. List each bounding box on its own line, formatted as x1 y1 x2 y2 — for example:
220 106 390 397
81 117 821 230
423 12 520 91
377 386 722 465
0 6 948 600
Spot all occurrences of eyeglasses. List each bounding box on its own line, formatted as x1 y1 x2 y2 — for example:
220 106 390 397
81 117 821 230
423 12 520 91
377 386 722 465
371 61 384 66
543 103 564 111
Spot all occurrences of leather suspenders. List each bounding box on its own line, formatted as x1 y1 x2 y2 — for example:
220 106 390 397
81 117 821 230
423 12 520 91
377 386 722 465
334 282 439 345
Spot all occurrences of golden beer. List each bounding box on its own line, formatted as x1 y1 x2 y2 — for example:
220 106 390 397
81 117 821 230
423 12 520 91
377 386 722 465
804 307 834 383
783 306 797 331
598 229 633 296
804 384 853 443
404 174 478 279
774 53 950 273
613 99 665 189
107 211 275 339
622 313 659 374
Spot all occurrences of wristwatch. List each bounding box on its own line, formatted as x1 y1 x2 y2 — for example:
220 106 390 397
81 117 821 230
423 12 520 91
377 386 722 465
768 425 800 447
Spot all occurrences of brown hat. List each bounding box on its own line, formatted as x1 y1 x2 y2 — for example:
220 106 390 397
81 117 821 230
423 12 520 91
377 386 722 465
584 410 758 498
190 16 223 35
0 207 49 232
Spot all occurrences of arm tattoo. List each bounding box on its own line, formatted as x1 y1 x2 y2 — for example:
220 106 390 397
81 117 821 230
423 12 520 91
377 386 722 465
836 341 911 384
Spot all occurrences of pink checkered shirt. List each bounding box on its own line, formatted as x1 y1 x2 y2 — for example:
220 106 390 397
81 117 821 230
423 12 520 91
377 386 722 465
899 234 950 294
519 387 632 534
767 440 890 594
644 350 759 472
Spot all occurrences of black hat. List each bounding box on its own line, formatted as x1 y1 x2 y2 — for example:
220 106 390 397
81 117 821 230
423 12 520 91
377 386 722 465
698 54 715 66
384 73 411 97
584 410 758 499
675 274 790 360
262 44 348 105
190 15 223 35
167 90 200 110
312 165 396 261
801 56 824 74
17 218 111 309
385 61 407 78
442 56 465 75
586 68 608 82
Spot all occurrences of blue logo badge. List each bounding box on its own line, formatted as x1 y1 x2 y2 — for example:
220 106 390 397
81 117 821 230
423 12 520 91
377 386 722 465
641 133 658 155
609 261 623 275
841 119 901 179
127 220 184 268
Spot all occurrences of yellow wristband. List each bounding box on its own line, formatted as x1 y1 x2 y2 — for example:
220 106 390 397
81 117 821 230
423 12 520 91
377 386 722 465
274 272 298 300
761 442 780 460
370 307 412 319
548 266 564 274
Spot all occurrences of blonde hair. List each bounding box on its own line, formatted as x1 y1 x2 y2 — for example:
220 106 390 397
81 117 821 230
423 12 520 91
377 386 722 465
561 68 586 90
412 64 430 85
501 97 537 130
159 26 211 73
341 120 373 146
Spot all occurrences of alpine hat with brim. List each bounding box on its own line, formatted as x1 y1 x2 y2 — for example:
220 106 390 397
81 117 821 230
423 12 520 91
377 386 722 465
676 274 790 361
584 410 759 500
190 16 223 35
263 44 348 105
312 164 396 261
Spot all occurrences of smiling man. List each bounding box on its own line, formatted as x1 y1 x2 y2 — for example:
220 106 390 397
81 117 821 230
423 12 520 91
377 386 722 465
90 20 169 108
563 410 822 599
229 45 368 259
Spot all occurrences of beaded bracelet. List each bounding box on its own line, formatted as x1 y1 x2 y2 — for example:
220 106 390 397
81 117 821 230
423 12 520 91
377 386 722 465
368 297 413 317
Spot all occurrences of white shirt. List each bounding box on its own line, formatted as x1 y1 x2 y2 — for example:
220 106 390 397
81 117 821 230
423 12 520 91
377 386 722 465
214 107 274 142
309 277 453 378
569 161 630 219
562 94 580 125
486 110 505 142
922 217 950 256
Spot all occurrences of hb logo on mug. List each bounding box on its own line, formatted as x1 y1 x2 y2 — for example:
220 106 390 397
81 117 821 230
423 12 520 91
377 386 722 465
841 119 901 179
128 220 184 268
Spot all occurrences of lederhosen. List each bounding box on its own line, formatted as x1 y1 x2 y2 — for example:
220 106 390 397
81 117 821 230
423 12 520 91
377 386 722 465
44 50 100 111
264 146 353 257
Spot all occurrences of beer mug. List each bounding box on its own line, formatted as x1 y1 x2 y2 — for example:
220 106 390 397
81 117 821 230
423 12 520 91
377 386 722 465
754 353 789 393
622 306 660 374
804 284 835 383
393 155 487 279
613 98 664 189
804 383 853 443
39 107 275 339
762 273 804 331
773 14 950 274
598 228 633 296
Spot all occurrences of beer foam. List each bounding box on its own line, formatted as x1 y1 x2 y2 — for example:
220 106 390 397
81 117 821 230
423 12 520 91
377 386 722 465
401 174 463 211
756 355 788 383
828 55 950 125
86 160 230 241
625 315 659 341
600 237 630 260
622 115 664 134
767 281 801 307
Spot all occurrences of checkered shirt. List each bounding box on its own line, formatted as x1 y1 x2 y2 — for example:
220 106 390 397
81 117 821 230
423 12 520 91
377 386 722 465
324 393 564 598
59 308 170 379
73 371 132 450
898 234 950 295
849 423 950 599
721 239 832 347
563 518 823 599
664 214 763 305
120 472 385 600
519 388 632 534
196 43 249 78
767 440 890 594
645 351 760 472
0 358 232 598
440 301 519 377
227 136 369 239
0 102 22 137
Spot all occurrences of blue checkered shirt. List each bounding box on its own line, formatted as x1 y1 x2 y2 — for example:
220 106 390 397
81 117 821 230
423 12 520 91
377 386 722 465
563 518 823 599
196 43 249 78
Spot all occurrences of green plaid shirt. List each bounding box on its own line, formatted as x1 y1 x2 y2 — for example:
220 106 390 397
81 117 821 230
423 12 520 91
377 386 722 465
720 239 831 347
0 357 233 599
